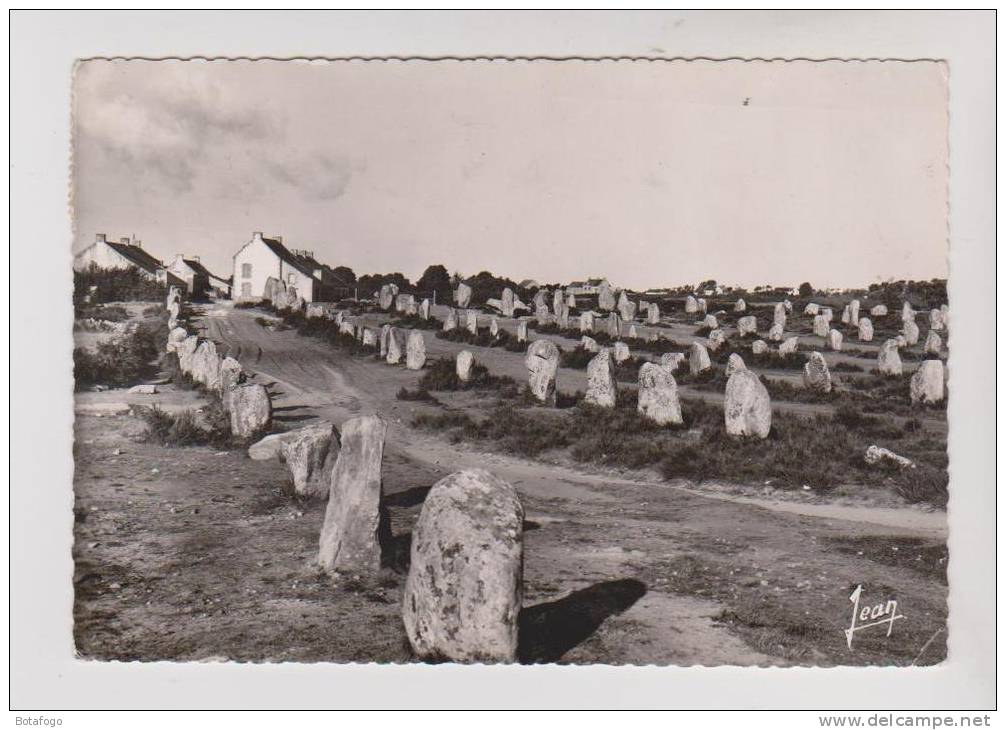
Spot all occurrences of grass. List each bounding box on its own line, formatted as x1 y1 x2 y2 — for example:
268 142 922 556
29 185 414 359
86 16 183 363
534 321 685 355
413 357 520 396
137 400 238 449
75 304 130 322
395 386 441 404
435 326 519 350
392 313 442 330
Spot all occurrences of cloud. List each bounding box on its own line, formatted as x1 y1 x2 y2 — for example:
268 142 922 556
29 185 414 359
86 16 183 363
264 153 362 201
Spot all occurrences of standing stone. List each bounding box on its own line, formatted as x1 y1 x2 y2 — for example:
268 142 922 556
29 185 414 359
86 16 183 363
902 301 914 323
386 328 404 365
489 317 500 338
784 300 793 314
516 318 529 343
924 330 943 355
455 282 472 308
813 314 830 338
501 288 516 317
751 339 768 355
394 293 414 313
191 340 222 391
229 384 272 439
281 422 339 498
378 283 399 310
291 295 306 312
362 327 378 348
612 341 631 363
684 295 699 314
734 298 746 313
456 350 474 382
553 289 564 314
773 302 787 329
318 415 388 575
779 336 800 354
858 317 874 342
525 340 559 405
218 356 244 401
584 349 617 408
802 351 832 393
647 302 660 324
465 309 478 335
929 308 944 332
406 330 427 370
724 371 772 438
566 292 577 310
532 289 548 311
804 303 820 316
902 319 920 346
702 314 719 329
841 305 851 325
725 353 747 376
689 342 711 374
419 298 431 320
443 309 458 332
579 312 594 333
581 336 600 353
737 316 757 336
628 325 638 339
166 326 188 353
870 304 888 317
910 360 945 404
166 299 181 326
597 282 616 311
535 305 550 322
637 362 683 425
827 329 844 351
821 307 834 323
660 352 685 372
402 469 523 663
877 339 903 376
340 320 356 336
849 299 860 326
617 291 636 321
556 304 570 329
379 324 391 357
697 298 708 314
768 323 784 342
707 329 727 352
607 312 622 338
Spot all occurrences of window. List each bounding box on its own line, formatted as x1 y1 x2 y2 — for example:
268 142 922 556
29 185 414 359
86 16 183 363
241 282 251 296
241 263 252 279
288 273 296 284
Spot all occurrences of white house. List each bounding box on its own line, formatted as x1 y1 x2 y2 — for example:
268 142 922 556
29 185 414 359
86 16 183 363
73 233 184 287
167 255 230 299
567 278 611 296
232 232 331 303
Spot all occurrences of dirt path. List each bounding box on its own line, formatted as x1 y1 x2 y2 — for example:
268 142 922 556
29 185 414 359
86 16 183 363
183 302 948 666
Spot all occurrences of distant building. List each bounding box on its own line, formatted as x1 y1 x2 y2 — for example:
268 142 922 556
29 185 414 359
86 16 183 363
73 233 183 287
232 232 344 303
567 278 610 296
167 255 230 299
518 279 540 290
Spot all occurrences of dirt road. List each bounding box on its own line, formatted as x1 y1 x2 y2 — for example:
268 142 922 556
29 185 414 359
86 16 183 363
173 302 949 666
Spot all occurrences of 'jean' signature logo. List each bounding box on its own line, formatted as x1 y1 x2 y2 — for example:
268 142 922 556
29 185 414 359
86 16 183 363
845 584 905 649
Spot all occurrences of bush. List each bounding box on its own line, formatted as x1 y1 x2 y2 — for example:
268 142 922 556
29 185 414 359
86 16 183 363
392 313 442 331
74 265 167 305
75 304 129 322
396 386 440 403
891 464 948 508
417 357 519 395
73 322 163 389
137 399 236 448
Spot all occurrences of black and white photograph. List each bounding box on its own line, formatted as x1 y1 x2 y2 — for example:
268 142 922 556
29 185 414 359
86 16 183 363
10 9 997 716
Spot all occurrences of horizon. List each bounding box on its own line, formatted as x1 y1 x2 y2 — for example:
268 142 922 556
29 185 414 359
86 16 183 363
73 60 948 291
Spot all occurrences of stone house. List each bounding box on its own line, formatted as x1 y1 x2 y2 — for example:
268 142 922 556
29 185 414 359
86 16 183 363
73 233 184 287
567 278 611 296
166 255 223 299
232 232 340 303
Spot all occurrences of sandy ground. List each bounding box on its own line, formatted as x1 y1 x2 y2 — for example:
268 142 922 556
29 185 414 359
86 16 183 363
72 302 949 666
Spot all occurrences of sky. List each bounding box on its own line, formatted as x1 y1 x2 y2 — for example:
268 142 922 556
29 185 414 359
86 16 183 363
72 59 948 290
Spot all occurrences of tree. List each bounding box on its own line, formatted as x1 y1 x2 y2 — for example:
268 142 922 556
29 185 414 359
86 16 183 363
356 272 413 297
416 264 453 301
329 266 356 286
798 282 814 298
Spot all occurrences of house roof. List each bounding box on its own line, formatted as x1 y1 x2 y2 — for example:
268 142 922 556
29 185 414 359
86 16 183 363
181 258 215 278
106 241 164 274
259 237 322 278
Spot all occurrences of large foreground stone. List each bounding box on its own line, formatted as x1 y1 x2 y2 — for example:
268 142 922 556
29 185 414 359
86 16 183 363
229 384 272 439
724 370 772 438
525 340 559 405
402 469 524 663
318 415 389 574
281 422 340 498
725 353 747 376
689 342 711 374
166 326 188 353
584 349 617 407
637 362 682 425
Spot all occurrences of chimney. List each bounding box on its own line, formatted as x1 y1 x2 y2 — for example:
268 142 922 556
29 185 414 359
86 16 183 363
252 231 263 241
95 233 106 243
120 237 130 244
275 236 283 244
192 255 200 262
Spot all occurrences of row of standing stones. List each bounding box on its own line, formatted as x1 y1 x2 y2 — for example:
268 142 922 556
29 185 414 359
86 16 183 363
186 285 947 662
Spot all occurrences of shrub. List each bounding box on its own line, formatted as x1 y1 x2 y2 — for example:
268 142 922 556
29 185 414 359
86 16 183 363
137 399 236 448
396 386 440 403
75 304 129 322
891 464 948 508
74 265 168 305
73 321 163 389
233 301 259 309
392 313 443 331
417 357 518 395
